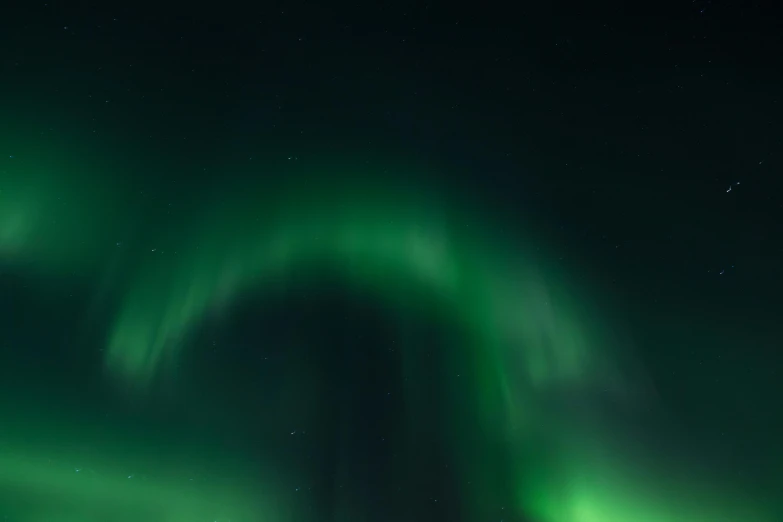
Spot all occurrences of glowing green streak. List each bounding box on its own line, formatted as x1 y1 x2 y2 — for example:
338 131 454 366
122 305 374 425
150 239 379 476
0 415 279 522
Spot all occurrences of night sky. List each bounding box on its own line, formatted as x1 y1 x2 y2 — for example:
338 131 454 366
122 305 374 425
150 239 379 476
1 2 782 521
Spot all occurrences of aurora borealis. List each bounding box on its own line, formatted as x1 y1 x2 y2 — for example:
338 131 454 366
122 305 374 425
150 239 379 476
2 3 782 521
2 136 779 522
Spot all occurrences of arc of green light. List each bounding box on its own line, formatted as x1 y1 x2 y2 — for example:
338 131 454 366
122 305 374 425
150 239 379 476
105 178 602 413
103 176 618 520
3 158 776 521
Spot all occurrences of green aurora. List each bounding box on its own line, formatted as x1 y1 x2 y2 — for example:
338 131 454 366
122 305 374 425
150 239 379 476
0 141 778 521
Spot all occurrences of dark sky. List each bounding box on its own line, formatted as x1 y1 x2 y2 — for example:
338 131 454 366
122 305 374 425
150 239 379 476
0 2 781 521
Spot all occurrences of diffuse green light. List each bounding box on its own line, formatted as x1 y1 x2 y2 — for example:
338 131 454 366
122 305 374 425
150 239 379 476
1 153 776 521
